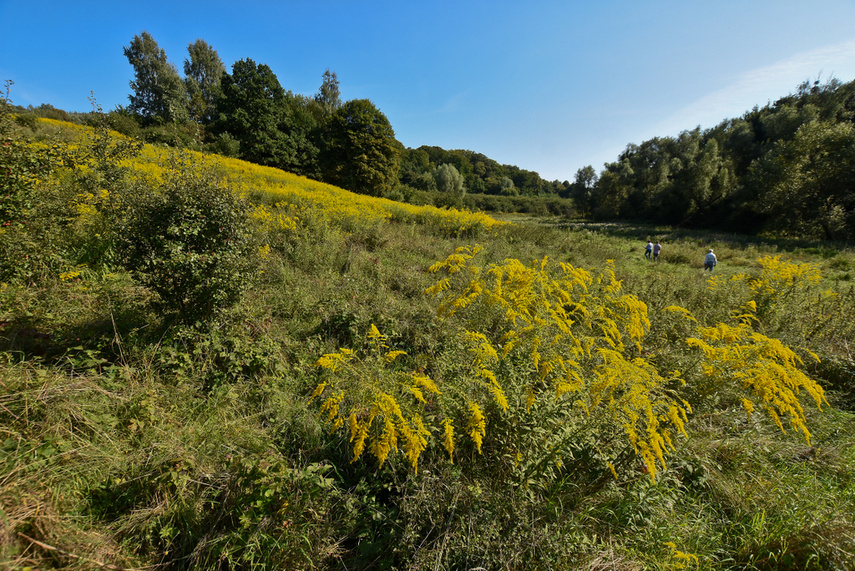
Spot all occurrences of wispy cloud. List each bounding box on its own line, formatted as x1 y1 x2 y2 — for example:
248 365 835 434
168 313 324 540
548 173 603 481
654 38 855 136
437 90 469 114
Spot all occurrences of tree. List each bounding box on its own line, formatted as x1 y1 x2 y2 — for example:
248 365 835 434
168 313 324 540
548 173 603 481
321 99 401 196
184 39 225 123
756 120 855 239
499 176 517 196
214 59 290 167
593 159 633 219
123 32 188 123
314 69 342 116
680 138 735 224
433 163 466 196
569 165 597 216
214 59 319 176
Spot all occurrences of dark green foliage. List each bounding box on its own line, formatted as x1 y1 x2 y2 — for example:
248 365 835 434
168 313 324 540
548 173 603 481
321 99 401 196
118 158 254 322
214 59 288 165
214 59 319 176
752 120 855 240
588 76 855 239
281 92 321 178
207 131 241 157
105 107 143 138
569 165 598 216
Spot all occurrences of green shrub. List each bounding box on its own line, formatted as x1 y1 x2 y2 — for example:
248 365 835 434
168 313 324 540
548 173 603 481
119 157 255 322
0 81 61 281
105 108 142 138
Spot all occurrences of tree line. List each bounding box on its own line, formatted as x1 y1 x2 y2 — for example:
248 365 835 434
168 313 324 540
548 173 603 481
19 32 855 238
570 77 855 240
113 32 567 206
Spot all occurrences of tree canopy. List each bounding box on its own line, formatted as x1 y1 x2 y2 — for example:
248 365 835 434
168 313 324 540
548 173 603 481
433 163 466 196
112 31 855 239
184 39 225 123
586 77 855 238
321 99 400 196
123 32 188 123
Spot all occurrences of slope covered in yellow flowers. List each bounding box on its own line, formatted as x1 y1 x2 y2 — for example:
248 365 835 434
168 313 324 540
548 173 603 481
37 117 505 239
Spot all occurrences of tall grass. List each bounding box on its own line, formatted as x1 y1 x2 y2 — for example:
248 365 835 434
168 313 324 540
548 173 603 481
1 117 854 569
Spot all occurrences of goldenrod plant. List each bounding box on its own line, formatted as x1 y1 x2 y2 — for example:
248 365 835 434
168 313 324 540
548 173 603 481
313 245 830 487
1 115 853 569
424 247 693 481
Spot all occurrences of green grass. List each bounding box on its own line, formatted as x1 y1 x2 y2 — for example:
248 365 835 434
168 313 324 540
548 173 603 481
2 117 855 569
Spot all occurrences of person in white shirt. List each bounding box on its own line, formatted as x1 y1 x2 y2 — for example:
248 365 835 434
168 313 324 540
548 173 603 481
704 249 717 272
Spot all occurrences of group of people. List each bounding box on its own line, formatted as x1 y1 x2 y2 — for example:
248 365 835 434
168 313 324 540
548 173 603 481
644 240 662 261
645 240 718 272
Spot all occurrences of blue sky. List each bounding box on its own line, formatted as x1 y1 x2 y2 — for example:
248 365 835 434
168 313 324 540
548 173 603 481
3 0 855 182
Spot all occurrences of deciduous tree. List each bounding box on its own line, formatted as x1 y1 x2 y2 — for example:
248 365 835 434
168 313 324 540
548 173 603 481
314 69 342 116
321 99 401 196
570 165 597 216
123 32 188 123
184 39 225 123
214 59 290 167
757 120 855 239
434 163 466 196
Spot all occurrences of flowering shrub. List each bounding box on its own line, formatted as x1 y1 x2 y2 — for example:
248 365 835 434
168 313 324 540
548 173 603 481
312 247 829 484
312 325 438 472
313 247 692 480
687 320 827 441
0 84 60 280
707 255 826 321
425 247 692 480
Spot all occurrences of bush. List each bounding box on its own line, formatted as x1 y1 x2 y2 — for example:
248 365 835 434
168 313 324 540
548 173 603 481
207 131 241 157
106 108 142 138
0 82 60 281
119 157 255 322
140 122 203 150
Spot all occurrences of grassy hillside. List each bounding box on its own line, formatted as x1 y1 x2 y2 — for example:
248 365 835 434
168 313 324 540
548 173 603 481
2 115 855 570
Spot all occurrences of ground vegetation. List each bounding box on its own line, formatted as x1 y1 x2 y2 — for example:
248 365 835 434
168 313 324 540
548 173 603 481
1 100 854 570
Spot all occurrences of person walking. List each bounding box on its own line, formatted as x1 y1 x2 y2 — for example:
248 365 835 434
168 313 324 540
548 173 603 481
704 248 717 272
653 241 662 262
645 241 653 260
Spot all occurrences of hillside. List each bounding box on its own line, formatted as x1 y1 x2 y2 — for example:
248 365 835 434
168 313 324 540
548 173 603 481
2 109 855 569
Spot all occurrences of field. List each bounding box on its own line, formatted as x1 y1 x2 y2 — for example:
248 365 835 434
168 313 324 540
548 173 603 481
1 116 855 570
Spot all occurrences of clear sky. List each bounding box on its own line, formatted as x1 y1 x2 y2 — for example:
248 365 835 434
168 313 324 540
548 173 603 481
3 0 855 182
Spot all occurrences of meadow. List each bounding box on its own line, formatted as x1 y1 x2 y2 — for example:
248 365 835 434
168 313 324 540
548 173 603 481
1 114 854 570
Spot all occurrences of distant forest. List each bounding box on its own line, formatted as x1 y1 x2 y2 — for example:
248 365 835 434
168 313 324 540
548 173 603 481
17 31 855 239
